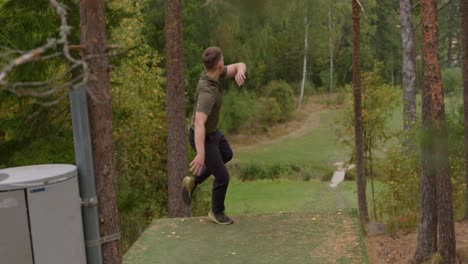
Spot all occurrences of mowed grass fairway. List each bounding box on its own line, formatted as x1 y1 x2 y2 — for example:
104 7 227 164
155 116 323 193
123 210 367 264
234 108 349 167
226 179 359 215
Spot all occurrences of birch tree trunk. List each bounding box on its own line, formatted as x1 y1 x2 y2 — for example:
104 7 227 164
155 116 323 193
399 0 417 132
297 18 310 108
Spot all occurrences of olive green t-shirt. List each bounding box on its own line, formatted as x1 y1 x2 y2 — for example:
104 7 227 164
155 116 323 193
191 66 227 134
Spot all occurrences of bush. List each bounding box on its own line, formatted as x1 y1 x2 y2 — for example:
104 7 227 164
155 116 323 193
320 168 335 182
344 168 356 181
442 67 462 95
375 142 420 233
220 81 297 134
219 89 257 133
8 134 74 166
264 80 295 121
375 96 468 233
292 81 315 96
302 170 314 181
239 163 269 181
335 92 347 106
319 70 338 94
238 162 300 181
255 97 282 125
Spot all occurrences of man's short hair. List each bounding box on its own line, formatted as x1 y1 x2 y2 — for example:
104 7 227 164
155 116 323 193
202 47 222 71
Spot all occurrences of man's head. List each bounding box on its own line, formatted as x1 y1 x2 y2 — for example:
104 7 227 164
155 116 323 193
202 47 224 75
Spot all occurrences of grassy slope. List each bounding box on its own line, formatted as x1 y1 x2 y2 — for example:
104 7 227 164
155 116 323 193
234 110 348 167
225 95 393 217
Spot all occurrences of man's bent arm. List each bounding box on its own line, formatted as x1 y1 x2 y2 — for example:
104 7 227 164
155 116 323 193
225 63 247 87
190 112 208 176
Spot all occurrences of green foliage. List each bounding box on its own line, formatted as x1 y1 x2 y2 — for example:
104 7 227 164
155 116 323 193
0 0 80 167
255 97 282 125
145 0 392 112
344 167 356 181
292 81 315 96
336 63 401 224
263 80 295 121
238 163 300 181
337 63 400 163
445 99 468 218
8 133 74 165
219 81 297 134
319 168 336 182
218 89 256 133
375 141 420 233
442 67 463 95
376 96 467 233
108 0 168 252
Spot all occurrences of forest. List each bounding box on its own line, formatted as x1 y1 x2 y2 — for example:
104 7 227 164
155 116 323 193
1 0 467 263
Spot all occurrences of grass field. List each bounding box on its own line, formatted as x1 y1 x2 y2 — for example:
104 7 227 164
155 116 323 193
234 109 349 167
225 179 357 215
123 210 368 264
223 95 390 217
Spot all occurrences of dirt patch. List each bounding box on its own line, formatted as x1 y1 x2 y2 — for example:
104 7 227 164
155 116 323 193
310 213 363 263
366 220 468 264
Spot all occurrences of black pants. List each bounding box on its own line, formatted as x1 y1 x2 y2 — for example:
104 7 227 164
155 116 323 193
189 128 233 214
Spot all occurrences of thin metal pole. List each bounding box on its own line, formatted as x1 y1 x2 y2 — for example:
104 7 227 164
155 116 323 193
69 85 103 264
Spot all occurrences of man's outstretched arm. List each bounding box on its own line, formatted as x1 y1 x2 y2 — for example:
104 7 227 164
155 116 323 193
225 63 247 87
190 112 208 176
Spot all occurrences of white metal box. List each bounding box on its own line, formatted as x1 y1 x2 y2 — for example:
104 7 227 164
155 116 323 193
0 164 86 264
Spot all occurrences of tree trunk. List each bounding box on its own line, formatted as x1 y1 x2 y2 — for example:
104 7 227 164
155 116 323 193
447 1 458 68
79 0 122 263
165 0 191 217
414 0 456 262
460 0 468 220
352 0 369 226
329 3 334 94
399 0 417 132
297 18 310 108
447 29 453 67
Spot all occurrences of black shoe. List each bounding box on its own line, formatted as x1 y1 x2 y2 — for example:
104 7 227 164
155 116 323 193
181 176 196 206
208 211 234 225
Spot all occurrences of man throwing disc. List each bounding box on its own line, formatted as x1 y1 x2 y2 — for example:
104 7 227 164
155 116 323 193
182 47 247 225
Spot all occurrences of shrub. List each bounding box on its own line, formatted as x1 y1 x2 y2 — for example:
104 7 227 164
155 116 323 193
442 67 462 95
218 81 297 134
264 80 295 121
375 142 420 233
238 162 300 181
344 168 356 181
255 97 282 125
335 92 347 106
320 169 335 182
218 89 256 133
8 134 74 166
319 70 338 94
239 163 269 181
375 97 468 233
292 81 315 96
